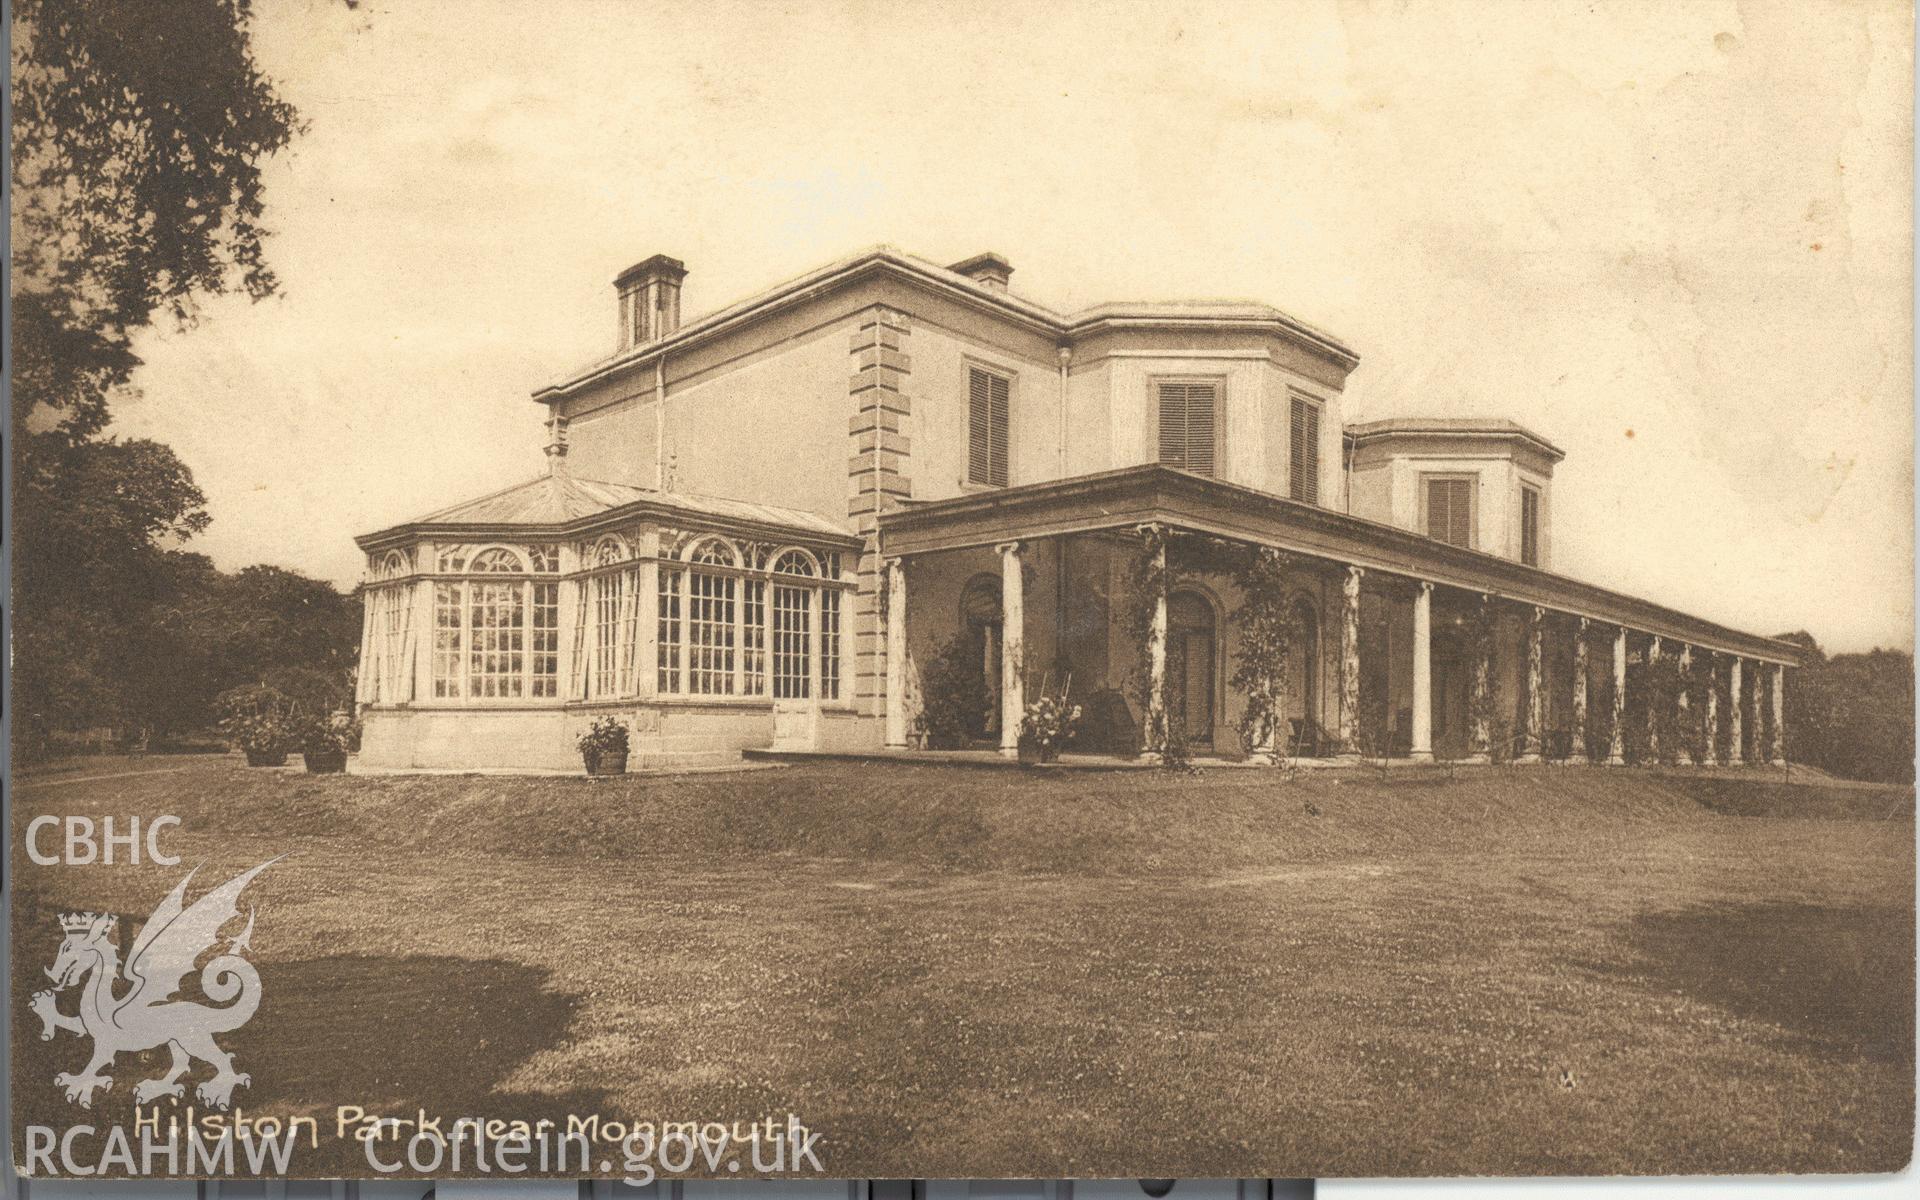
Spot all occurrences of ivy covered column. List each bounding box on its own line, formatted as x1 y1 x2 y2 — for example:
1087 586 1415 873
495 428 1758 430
1676 644 1695 765
1144 534 1170 760
1517 605 1544 763
884 557 909 749
1646 636 1663 763
1769 664 1786 765
1727 656 1745 766
1607 625 1628 765
1700 651 1719 766
997 541 1025 758
1572 617 1590 764
1410 581 1434 762
1338 565 1364 756
1468 593 1492 763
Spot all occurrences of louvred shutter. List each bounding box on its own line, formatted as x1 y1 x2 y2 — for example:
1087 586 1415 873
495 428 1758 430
1290 397 1320 503
969 368 990 485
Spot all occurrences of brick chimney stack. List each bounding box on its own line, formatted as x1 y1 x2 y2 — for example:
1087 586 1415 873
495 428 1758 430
949 252 1013 293
615 254 688 350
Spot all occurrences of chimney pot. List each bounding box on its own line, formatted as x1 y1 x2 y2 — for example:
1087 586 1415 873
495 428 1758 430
615 254 688 349
949 252 1013 293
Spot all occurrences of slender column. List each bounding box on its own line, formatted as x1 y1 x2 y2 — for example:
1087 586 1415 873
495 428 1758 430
1701 652 1719 766
1727 656 1745 766
1468 594 1492 763
636 542 660 700
998 541 1025 757
1410 582 1433 762
1769 664 1786 765
884 558 909 749
1516 605 1543 763
1646 636 1663 762
1607 625 1627 765
1338 565 1364 756
1676 644 1694 765
1572 617 1590 764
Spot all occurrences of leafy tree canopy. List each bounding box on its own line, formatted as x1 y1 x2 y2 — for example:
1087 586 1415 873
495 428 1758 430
11 0 301 441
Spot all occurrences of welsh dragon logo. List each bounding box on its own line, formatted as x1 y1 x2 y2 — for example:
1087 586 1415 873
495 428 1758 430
30 860 276 1110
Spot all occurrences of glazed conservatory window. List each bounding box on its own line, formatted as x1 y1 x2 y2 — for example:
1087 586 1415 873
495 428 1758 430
685 540 737 695
591 571 626 698
428 545 561 700
820 587 841 701
741 578 767 695
657 566 683 694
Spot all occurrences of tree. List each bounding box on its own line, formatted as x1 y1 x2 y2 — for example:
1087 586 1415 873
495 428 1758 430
10 0 311 753
1777 631 1916 784
11 0 301 441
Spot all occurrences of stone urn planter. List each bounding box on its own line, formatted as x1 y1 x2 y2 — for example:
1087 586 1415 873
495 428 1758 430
303 748 347 775
1017 738 1059 766
243 747 288 768
584 749 629 777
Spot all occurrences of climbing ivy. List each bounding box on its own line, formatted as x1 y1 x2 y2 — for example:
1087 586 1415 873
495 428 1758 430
1122 527 1303 764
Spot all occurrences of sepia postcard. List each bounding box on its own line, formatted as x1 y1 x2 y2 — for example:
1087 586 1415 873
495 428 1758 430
7 0 1915 1190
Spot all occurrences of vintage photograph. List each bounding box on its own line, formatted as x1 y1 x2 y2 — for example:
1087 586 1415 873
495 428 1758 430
8 0 1916 1187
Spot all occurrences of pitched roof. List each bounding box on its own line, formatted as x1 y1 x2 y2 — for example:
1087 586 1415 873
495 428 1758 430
533 245 1360 401
359 472 854 545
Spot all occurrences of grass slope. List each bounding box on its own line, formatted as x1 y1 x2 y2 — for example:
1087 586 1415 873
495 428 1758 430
10 758 1914 1178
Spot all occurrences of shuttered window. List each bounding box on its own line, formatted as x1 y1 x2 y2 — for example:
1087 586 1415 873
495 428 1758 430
1426 477 1474 548
1289 396 1321 503
1157 380 1218 475
967 366 1010 487
1521 486 1541 566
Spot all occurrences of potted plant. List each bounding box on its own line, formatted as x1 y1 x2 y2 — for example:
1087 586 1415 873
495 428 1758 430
578 716 630 776
299 715 361 775
216 684 299 768
1017 674 1082 765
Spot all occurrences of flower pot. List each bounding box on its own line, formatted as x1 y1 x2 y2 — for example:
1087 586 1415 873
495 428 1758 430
1017 740 1058 766
243 747 288 768
585 750 629 777
303 748 347 775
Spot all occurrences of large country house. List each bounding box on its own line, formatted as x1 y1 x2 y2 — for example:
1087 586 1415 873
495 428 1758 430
352 247 1800 771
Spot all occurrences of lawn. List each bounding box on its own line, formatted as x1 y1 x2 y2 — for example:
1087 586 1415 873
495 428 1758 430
9 755 1914 1179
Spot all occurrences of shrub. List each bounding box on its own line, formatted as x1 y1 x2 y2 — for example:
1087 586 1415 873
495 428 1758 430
576 716 629 758
1018 674 1082 754
299 714 362 757
917 635 990 750
215 684 300 754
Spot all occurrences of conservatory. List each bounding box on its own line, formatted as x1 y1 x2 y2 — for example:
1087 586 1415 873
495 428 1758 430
352 472 863 771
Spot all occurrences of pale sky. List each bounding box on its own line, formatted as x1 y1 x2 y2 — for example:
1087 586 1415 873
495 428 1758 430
111 0 1914 653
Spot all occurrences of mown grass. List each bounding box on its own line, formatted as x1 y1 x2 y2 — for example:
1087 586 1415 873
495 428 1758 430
9 757 1913 1178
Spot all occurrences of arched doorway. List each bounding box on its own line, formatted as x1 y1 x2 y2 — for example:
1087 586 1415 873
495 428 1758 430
959 574 1002 740
1166 590 1217 749
1283 595 1320 755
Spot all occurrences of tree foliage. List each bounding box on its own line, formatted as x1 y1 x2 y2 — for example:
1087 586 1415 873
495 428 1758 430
1777 631 1916 784
12 0 301 440
9 0 359 756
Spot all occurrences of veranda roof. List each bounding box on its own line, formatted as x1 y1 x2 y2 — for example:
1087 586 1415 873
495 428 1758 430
876 464 1803 668
355 472 857 549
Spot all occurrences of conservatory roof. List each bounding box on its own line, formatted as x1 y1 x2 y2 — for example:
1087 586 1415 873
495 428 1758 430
355 472 856 549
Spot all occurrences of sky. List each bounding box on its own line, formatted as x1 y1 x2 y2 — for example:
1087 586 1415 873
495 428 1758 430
109 0 1914 653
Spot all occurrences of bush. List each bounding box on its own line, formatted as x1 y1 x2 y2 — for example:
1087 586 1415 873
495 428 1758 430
215 684 300 755
576 716 629 758
916 635 990 750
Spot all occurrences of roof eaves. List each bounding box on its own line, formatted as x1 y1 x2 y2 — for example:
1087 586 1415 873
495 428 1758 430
532 248 1070 403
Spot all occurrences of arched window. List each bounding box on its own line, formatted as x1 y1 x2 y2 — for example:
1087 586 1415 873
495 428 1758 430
428 545 559 701
772 549 817 577
375 550 409 581
468 546 525 573
687 538 738 567
592 537 627 568
526 545 559 573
